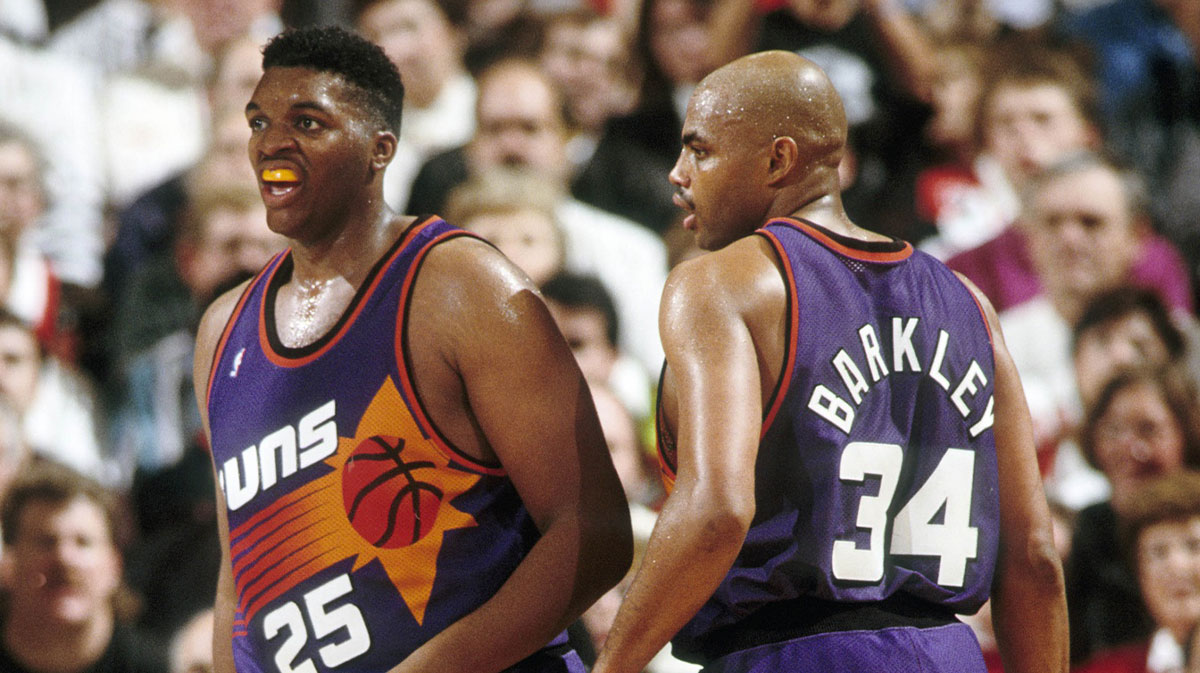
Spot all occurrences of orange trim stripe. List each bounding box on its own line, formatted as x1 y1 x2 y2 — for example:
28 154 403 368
230 480 333 554
205 259 280 408
232 501 329 582
394 230 507 477
655 401 677 487
957 278 995 346
768 217 913 263
758 230 799 436
260 217 441 368
243 545 348 620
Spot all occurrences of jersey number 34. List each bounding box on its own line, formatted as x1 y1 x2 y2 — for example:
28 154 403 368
832 441 978 588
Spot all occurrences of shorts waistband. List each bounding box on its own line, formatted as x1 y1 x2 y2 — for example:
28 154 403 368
693 593 960 663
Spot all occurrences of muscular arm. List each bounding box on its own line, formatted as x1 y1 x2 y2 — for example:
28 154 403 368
391 239 632 673
962 277 1069 673
593 249 770 673
192 283 252 673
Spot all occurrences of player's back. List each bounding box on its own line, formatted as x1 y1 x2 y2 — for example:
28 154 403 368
665 217 1000 668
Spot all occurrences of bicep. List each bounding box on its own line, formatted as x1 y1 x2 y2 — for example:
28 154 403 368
437 245 617 529
661 266 762 506
969 281 1054 547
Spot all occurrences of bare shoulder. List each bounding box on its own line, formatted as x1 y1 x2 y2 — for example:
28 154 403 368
663 235 785 320
411 234 542 329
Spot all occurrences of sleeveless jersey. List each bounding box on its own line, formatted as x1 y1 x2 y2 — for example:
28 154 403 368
206 217 571 673
658 217 1000 661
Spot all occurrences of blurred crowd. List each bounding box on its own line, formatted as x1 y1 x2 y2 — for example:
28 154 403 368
2 0 1200 671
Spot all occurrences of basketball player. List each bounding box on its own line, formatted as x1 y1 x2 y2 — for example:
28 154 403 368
192 26 632 673
591 51 1068 673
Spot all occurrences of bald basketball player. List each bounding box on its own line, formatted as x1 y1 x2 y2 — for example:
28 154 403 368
591 51 1067 673
193 26 630 673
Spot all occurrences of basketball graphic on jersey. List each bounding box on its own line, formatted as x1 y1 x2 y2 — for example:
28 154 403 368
343 435 444 548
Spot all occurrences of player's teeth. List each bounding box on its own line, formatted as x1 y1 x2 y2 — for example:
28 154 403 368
262 168 298 182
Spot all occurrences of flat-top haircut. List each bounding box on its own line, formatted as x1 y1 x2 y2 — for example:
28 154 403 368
261 25 406 134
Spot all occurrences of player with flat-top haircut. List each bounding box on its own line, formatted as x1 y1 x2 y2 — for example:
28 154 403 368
193 26 631 673
591 50 1068 673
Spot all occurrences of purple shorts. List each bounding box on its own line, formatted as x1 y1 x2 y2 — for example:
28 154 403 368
699 622 987 673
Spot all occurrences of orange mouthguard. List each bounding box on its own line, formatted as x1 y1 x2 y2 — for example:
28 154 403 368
262 168 298 182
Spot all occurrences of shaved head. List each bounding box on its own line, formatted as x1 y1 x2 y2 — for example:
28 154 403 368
696 50 847 169
671 50 856 250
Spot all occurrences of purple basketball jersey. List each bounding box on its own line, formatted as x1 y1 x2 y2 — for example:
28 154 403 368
661 218 1000 662
205 217 575 673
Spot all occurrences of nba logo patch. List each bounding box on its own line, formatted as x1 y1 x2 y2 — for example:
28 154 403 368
229 348 246 378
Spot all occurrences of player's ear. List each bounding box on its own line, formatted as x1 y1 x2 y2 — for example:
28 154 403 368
767 136 799 186
370 130 398 174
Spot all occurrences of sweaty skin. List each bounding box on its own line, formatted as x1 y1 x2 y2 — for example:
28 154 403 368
197 62 631 673
592 50 1068 673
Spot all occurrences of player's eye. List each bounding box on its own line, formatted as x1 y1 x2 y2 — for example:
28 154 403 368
248 117 266 132
298 117 322 131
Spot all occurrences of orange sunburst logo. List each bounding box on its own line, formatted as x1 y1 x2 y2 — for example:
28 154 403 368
228 378 480 626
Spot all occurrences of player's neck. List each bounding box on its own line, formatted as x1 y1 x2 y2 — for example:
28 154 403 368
289 205 408 291
784 193 885 243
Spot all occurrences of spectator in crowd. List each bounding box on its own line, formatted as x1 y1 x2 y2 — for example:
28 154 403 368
408 58 667 376
459 0 543 73
1074 287 1196 415
1059 0 1200 298
538 8 680 233
588 381 661 516
358 0 477 212
0 309 109 484
926 43 1100 263
0 33 105 290
0 460 163 673
911 40 985 247
997 152 1171 482
1074 470 1200 673
0 123 65 359
445 168 566 286
539 7 638 146
1057 286 1200 510
942 44 1193 316
49 1 282 208
541 270 651 424
608 0 713 173
1069 365 1200 664
48 0 282 80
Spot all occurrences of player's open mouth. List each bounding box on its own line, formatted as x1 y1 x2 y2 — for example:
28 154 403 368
673 193 697 230
260 167 303 206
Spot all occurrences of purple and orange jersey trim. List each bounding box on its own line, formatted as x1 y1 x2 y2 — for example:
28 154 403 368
764 217 914 264
395 227 507 478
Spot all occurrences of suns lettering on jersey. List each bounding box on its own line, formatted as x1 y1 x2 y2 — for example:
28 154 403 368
228 379 482 631
807 317 994 437
219 400 338 510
